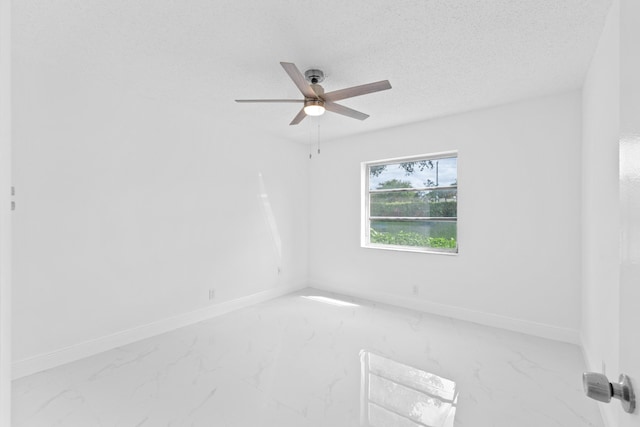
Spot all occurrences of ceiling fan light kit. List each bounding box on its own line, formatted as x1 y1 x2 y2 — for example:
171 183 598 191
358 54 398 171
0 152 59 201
235 62 391 125
304 99 325 116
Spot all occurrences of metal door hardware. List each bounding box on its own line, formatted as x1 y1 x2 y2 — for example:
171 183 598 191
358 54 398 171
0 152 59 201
583 372 636 414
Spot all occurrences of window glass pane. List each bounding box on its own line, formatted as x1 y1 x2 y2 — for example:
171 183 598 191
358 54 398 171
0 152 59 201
369 157 457 191
370 220 457 250
370 189 457 218
365 153 457 253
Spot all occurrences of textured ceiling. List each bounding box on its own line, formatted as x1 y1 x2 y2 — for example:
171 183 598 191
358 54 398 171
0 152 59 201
13 0 612 143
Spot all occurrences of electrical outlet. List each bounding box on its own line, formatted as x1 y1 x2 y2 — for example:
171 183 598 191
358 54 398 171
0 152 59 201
208 289 216 300
412 285 419 296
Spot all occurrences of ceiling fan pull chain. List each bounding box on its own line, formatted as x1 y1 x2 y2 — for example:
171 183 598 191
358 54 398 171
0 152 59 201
317 123 321 155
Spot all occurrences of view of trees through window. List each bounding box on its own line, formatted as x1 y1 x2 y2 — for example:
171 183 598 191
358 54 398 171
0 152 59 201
366 155 457 252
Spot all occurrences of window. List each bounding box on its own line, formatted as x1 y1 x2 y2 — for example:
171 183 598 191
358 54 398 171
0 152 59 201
362 152 458 254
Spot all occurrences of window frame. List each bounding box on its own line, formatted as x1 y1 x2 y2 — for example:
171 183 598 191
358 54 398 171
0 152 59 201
361 151 458 255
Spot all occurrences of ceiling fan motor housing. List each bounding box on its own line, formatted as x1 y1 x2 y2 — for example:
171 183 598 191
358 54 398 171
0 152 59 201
304 99 324 108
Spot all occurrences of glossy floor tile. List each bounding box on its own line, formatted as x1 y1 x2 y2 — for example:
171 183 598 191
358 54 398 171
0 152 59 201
12 289 603 426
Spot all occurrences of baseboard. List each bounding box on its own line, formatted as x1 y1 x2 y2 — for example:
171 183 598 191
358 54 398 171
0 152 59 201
12 283 305 380
579 335 615 427
12 282 581 380
309 282 581 345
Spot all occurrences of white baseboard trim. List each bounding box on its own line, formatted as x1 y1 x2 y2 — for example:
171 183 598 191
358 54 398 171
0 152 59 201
579 335 615 427
309 282 581 345
13 282 581 380
12 284 305 380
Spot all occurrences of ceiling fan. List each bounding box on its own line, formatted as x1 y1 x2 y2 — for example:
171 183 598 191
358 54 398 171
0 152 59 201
235 62 392 125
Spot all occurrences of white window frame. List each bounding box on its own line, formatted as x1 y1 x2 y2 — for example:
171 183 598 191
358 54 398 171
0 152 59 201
361 151 458 255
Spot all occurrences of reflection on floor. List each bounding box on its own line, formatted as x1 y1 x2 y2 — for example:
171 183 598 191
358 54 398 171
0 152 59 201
361 350 457 427
13 289 603 426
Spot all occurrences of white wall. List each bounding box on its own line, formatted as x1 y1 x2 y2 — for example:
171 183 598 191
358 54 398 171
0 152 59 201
308 91 583 342
580 1 620 425
0 0 11 421
12 56 309 364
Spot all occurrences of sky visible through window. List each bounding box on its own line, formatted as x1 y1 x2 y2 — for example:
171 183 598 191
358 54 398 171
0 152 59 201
369 157 457 190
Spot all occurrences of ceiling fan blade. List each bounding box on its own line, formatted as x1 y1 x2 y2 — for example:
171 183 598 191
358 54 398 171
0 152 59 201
289 107 307 125
235 99 304 103
323 80 392 102
280 62 318 99
324 102 369 121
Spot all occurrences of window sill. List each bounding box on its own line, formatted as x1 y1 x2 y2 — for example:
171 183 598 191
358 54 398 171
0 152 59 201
362 243 458 256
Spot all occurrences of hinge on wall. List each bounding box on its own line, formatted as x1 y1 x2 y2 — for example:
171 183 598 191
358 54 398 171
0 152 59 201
11 186 15 211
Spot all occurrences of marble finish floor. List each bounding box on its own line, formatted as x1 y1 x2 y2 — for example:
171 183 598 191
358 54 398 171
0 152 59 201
13 289 603 426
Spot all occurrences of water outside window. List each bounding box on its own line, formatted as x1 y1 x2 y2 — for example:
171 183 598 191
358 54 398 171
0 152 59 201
365 155 457 253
